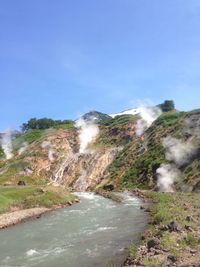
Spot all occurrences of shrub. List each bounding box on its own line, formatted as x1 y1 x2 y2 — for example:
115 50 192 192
23 129 43 143
158 100 175 112
21 118 74 132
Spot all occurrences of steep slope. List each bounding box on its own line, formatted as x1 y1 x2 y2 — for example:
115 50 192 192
96 110 200 192
0 127 119 191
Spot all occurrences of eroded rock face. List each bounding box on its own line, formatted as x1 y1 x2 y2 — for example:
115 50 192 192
11 129 120 191
72 148 120 191
50 147 120 190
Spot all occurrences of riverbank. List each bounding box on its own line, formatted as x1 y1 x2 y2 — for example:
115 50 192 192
0 207 51 229
0 185 78 229
124 190 200 267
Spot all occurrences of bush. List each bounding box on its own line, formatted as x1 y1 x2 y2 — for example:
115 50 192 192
155 111 183 127
158 100 175 112
23 129 43 143
53 122 74 129
21 118 74 132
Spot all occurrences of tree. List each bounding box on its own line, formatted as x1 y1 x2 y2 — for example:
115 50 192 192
21 118 37 132
21 117 74 132
21 118 54 132
159 100 175 112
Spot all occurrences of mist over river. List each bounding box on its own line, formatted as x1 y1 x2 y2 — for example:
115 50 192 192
0 192 147 267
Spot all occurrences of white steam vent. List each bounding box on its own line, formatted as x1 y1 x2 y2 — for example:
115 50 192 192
162 136 197 166
156 164 180 192
157 136 197 192
75 118 99 154
136 105 162 136
0 129 13 159
41 141 55 161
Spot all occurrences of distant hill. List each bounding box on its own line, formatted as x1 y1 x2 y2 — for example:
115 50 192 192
82 111 111 122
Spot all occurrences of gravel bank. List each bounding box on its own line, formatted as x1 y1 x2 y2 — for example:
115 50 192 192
0 207 51 229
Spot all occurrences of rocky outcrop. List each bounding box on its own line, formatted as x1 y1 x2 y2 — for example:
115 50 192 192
73 148 120 191
1 128 121 191
50 147 120 190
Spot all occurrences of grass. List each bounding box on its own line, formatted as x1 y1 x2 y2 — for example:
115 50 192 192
179 233 200 249
0 186 75 214
128 244 138 258
0 159 47 186
126 191 200 266
0 147 4 158
146 192 175 224
102 109 200 192
160 232 179 255
96 114 137 147
21 129 43 143
0 169 48 186
53 122 75 129
155 111 184 127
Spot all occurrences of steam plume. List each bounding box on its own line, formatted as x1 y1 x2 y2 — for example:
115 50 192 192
41 141 55 161
73 170 87 191
136 105 161 136
157 164 180 192
18 142 28 155
48 149 54 162
157 136 197 192
184 117 200 138
75 118 99 154
163 136 196 166
0 130 13 159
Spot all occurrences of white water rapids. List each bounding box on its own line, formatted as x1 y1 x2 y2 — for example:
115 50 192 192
0 192 147 267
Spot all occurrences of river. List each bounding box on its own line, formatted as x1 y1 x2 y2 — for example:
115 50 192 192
0 192 147 267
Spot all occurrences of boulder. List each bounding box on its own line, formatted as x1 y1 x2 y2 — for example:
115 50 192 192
167 255 177 263
103 184 114 191
147 238 160 250
186 215 197 223
17 181 26 186
167 221 181 232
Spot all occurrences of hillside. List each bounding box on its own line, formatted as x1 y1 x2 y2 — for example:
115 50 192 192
0 107 199 193
102 109 200 192
0 104 200 265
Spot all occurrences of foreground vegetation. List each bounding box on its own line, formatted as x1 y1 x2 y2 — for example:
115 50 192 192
0 185 76 214
125 191 200 267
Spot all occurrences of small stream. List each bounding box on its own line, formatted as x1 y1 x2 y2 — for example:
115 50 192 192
0 192 147 267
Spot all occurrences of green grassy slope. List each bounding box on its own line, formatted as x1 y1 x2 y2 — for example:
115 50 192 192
126 191 200 266
97 110 200 191
0 186 75 214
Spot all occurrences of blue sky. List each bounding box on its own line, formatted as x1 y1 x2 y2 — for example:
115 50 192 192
0 0 200 130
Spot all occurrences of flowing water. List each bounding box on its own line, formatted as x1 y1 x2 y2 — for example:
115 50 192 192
0 192 147 267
